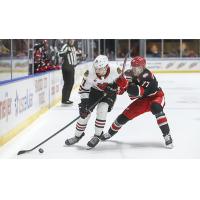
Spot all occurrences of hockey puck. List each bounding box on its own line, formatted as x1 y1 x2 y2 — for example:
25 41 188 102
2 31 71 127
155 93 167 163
39 148 44 153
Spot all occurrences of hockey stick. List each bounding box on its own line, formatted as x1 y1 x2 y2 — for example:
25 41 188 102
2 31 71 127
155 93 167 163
17 94 106 155
17 54 129 155
121 52 129 75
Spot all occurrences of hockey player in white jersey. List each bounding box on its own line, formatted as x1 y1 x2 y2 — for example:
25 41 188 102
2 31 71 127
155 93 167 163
65 55 127 148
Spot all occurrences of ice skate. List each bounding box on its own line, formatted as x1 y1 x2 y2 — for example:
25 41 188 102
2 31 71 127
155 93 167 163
100 132 113 141
65 132 85 146
87 135 101 149
164 134 173 149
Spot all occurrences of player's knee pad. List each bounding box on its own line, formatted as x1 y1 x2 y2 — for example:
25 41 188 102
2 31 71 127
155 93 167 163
116 114 130 125
97 102 109 111
96 102 109 118
150 103 163 115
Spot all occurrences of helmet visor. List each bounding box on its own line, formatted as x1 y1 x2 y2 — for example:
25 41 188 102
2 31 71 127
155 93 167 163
132 66 144 76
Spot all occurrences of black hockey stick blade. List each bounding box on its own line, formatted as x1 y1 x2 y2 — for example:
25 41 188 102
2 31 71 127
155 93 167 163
17 95 105 156
17 150 30 155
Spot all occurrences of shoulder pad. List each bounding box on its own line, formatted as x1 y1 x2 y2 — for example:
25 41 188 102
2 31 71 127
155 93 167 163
84 70 89 77
140 69 151 79
142 72 149 78
117 67 122 74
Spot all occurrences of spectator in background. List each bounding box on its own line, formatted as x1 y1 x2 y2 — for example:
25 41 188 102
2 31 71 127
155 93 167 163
130 42 140 57
146 44 161 57
181 42 198 57
187 50 198 57
109 50 115 60
117 47 127 58
164 49 179 57
105 48 115 60
34 39 63 73
130 47 138 57
13 39 28 57
34 40 51 73
181 42 189 57
51 39 67 66
0 40 10 56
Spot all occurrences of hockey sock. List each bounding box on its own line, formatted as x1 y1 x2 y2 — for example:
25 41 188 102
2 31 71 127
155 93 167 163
95 119 106 135
75 114 91 137
155 111 170 136
108 114 129 136
150 103 170 137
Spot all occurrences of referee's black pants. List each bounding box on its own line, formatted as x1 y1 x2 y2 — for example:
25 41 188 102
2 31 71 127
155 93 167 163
62 66 75 102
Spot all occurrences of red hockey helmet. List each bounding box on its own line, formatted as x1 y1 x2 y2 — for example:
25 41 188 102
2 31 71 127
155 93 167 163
131 56 146 68
130 56 146 76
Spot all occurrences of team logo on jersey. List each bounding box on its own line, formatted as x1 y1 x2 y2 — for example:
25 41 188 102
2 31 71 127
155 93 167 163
117 67 122 74
143 73 148 78
97 83 108 90
84 70 89 77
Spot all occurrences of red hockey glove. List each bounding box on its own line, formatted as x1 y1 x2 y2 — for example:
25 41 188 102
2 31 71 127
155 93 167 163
117 87 126 95
116 75 128 88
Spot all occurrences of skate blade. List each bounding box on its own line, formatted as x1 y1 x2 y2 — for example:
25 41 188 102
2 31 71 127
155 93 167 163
166 143 174 149
61 104 73 107
86 146 94 150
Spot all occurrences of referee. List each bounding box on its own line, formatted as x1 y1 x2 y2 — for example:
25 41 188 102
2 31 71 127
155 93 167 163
58 39 79 105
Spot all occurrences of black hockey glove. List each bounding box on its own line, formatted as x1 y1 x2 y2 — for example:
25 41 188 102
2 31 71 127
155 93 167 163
104 83 118 96
79 98 90 119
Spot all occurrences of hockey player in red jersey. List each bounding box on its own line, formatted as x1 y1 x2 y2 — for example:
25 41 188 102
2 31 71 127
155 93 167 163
101 56 173 148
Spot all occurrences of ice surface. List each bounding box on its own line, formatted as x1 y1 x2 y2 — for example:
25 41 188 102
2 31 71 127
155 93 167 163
1 73 200 158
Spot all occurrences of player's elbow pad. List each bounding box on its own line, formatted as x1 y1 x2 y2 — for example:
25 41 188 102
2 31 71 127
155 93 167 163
127 84 144 97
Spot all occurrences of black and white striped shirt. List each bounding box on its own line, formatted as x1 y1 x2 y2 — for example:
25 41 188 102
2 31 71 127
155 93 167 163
59 44 78 66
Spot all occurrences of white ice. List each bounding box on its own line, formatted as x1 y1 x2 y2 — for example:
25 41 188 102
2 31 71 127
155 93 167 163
0 73 200 159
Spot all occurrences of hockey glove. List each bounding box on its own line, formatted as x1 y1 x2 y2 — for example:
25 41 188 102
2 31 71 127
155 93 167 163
79 98 90 119
117 87 126 95
127 83 144 98
115 75 128 88
104 83 118 96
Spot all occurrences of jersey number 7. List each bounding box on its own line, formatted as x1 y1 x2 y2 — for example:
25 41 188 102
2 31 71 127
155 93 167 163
142 81 150 88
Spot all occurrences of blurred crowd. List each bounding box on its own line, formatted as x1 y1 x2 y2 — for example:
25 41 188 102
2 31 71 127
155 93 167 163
34 39 61 73
1 39 200 74
33 39 86 73
0 39 29 57
0 40 10 56
146 40 199 58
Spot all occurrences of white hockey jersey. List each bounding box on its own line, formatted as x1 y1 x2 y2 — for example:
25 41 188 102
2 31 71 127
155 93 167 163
79 65 121 99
